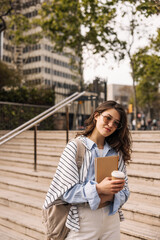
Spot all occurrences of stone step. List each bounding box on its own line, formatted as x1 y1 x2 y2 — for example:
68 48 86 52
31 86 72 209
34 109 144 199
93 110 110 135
0 176 48 198
1 137 66 145
0 225 36 240
0 148 62 156
0 155 59 171
133 142 160 150
0 189 43 217
2 130 159 140
0 150 60 161
133 139 160 143
128 162 160 172
122 199 160 227
130 157 160 165
0 165 53 184
127 168 160 186
0 149 61 160
131 131 160 140
129 182 160 205
132 151 160 161
3 143 160 158
6 136 160 145
0 130 76 140
1 143 65 152
0 205 44 240
120 219 160 240
132 147 160 154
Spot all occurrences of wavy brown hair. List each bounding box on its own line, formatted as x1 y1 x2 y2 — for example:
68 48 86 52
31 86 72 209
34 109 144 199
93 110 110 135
77 100 132 164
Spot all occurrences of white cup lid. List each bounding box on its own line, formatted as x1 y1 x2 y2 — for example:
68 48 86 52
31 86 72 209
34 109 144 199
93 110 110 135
111 170 125 179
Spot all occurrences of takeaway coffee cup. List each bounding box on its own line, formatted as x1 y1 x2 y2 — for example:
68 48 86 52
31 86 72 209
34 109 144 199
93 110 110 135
111 170 125 180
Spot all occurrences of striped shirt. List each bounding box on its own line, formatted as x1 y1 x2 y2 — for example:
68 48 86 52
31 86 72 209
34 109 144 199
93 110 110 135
43 135 129 231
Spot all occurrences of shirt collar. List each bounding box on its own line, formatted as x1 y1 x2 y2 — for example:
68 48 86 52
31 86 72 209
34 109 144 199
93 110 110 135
84 136 112 152
85 137 96 150
77 135 112 153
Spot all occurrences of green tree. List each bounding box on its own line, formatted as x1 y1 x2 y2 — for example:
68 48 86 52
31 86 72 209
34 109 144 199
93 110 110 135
0 61 21 89
122 0 160 16
132 30 160 118
133 0 160 16
6 13 42 71
115 1 159 128
40 0 126 90
7 14 41 46
150 27 160 51
0 0 14 33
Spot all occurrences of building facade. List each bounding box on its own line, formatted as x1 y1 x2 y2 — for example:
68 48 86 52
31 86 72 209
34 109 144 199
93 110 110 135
1 0 79 105
107 83 133 110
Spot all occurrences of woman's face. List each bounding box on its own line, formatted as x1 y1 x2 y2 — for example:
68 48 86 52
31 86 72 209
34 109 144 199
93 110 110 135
94 108 121 138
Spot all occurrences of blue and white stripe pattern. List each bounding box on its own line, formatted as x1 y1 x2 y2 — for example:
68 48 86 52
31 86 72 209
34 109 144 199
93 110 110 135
43 136 129 231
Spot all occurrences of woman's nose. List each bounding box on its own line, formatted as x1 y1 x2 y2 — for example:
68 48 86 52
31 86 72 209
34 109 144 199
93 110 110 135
108 120 114 128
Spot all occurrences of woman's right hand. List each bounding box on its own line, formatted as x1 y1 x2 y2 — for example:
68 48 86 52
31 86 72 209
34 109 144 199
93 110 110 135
96 177 125 195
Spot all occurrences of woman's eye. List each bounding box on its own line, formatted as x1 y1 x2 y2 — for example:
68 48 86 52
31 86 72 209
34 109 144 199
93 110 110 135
106 116 112 121
114 121 119 126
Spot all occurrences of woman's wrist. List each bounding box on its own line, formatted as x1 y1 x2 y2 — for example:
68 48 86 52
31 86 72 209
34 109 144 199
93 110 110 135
99 194 114 203
96 183 102 194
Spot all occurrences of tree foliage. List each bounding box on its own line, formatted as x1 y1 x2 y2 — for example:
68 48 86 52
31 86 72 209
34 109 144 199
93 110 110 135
122 0 160 16
7 12 42 47
114 0 159 127
0 61 21 89
0 86 55 105
39 0 126 88
0 0 14 33
132 29 160 117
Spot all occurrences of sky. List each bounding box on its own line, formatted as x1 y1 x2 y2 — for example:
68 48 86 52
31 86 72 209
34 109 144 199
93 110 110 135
83 56 133 86
83 9 160 86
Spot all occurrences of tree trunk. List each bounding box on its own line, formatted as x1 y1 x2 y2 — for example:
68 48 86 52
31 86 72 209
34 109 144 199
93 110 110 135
130 56 138 130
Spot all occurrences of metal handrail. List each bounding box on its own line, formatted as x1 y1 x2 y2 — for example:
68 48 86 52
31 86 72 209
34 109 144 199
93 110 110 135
0 91 85 146
0 91 79 141
0 91 86 171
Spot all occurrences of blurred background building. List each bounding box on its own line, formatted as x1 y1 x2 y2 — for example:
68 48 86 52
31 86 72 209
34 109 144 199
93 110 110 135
1 0 79 104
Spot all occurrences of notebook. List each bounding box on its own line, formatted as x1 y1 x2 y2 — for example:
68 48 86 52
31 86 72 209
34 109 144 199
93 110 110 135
95 155 119 183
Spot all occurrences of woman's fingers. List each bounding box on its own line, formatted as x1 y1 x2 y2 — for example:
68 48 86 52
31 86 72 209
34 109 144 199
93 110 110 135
97 178 125 195
110 180 125 193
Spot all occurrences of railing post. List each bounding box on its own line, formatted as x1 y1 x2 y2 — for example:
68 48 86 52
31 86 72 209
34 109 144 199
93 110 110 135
66 105 69 143
34 125 37 171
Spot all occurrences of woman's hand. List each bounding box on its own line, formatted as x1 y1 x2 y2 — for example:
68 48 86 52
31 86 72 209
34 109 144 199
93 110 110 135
96 177 125 195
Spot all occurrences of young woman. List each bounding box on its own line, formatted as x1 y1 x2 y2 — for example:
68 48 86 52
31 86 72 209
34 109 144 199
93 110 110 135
43 100 132 240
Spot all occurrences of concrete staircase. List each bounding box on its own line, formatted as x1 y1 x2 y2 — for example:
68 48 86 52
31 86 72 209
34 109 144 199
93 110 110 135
120 131 160 240
0 130 160 240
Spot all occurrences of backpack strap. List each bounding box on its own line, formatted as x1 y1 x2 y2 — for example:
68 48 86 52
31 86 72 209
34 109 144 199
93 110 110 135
73 138 86 173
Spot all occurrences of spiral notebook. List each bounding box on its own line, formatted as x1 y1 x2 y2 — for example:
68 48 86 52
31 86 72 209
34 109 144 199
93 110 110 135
95 155 119 183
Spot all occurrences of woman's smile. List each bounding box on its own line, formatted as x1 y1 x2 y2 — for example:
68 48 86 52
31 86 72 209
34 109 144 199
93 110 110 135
104 127 111 132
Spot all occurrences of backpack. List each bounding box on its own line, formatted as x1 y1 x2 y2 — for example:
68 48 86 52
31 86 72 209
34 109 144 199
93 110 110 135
42 138 86 240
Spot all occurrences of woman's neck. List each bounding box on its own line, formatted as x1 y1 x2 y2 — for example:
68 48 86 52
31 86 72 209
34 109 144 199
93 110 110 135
88 130 105 149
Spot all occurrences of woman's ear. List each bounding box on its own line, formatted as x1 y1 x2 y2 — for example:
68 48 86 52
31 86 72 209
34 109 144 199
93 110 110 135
94 112 99 121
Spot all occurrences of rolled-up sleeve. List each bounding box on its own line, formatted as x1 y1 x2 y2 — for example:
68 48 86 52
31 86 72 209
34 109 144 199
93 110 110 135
62 180 100 210
109 162 130 215
109 188 130 215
